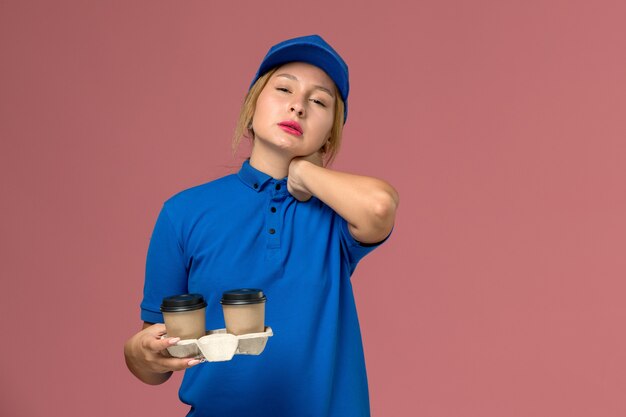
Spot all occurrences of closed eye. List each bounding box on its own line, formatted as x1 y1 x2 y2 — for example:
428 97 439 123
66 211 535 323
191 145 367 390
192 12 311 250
276 86 326 107
310 99 326 107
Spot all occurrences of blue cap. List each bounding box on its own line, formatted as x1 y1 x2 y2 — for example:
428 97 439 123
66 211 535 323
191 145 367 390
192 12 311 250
249 34 350 123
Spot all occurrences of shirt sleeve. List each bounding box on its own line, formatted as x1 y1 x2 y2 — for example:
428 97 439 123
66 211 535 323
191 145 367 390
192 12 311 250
140 203 189 323
336 214 393 269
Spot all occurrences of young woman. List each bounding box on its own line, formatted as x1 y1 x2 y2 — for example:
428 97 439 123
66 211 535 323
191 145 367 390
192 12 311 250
124 34 399 416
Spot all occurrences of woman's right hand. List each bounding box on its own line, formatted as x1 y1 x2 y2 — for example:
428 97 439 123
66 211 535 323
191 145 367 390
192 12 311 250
124 323 201 385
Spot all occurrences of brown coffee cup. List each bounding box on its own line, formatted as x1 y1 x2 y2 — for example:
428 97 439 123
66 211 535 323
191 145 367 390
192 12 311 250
160 294 207 340
220 289 266 335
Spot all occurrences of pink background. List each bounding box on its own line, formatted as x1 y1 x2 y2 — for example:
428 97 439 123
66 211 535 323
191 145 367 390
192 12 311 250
1 1 625 416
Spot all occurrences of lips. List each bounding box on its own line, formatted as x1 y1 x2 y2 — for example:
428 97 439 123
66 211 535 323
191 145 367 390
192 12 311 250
278 120 303 136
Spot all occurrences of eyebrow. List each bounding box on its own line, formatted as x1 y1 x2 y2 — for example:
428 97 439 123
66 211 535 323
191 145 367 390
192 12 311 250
275 73 335 99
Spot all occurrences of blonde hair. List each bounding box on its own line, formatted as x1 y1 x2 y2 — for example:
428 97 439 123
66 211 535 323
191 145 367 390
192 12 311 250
232 67 345 167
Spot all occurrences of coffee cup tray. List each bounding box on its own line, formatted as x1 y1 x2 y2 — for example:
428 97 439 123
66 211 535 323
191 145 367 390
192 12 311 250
164 327 273 362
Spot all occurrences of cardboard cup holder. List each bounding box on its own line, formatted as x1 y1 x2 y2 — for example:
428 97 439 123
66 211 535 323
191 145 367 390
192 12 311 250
163 327 273 362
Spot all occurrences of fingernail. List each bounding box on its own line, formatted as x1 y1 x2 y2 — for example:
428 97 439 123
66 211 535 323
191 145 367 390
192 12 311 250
168 337 180 344
188 359 201 366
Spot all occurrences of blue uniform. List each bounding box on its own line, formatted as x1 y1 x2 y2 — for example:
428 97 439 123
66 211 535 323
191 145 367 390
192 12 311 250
140 160 389 417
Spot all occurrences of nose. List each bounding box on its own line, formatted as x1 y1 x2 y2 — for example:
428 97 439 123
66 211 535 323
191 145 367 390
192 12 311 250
290 97 305 117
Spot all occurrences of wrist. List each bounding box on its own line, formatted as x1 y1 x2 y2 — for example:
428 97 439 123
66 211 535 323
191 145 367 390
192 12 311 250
294 159 319 189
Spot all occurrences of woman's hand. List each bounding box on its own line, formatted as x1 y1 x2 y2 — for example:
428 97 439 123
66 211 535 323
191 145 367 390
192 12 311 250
288 151 323 202
124 323 201 385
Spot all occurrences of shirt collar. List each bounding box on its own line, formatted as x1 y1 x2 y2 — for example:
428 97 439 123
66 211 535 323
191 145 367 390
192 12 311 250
238 159 283 192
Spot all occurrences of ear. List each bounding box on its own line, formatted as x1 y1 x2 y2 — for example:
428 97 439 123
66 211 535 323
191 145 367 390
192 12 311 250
247 119 255 138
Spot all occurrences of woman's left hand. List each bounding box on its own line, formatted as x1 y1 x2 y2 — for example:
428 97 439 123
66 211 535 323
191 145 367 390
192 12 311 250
288 151 323 202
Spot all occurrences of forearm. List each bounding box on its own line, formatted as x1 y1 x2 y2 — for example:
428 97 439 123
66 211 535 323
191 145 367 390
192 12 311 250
124 338 173 385
297 162 399 243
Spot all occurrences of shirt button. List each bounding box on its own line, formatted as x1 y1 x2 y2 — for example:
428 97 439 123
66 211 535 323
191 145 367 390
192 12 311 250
269 228 276 234
275 184 281 190
253 183 259 189
270 207 276 213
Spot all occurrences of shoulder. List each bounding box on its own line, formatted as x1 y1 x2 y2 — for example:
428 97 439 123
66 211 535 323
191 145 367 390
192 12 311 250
162 173 240 216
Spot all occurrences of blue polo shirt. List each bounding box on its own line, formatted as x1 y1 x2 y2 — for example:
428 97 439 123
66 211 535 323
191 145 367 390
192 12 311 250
140 160 389 417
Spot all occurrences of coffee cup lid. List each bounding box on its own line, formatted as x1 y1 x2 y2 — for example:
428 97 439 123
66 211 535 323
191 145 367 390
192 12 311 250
220 289 267 305
161 293 207 312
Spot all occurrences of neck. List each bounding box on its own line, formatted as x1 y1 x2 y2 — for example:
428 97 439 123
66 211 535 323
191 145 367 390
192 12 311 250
248 144 290 179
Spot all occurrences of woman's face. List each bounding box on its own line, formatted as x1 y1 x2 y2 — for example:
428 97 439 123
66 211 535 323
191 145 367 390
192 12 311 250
251 62 336 159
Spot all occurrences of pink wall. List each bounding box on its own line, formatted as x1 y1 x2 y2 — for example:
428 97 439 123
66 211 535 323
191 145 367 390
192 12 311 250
1 1 625 416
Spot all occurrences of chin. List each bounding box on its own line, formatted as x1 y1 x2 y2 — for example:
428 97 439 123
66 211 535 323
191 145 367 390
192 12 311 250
273 137 302 151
